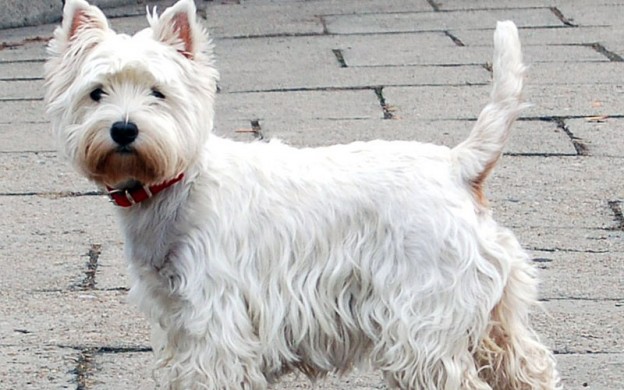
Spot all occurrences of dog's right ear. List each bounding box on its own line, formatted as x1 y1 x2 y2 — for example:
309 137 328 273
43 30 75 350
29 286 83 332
50 0 109 53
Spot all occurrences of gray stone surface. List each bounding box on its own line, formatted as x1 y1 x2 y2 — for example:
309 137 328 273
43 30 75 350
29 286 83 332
0 0 135 29
324 8 562 35
216 89 383 122
1 0 623 389
557 353 624 390
0 345 75 390
0 123 56 152
569 118 624 158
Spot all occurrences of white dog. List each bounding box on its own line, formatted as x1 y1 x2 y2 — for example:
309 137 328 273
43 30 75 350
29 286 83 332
45 0 560 389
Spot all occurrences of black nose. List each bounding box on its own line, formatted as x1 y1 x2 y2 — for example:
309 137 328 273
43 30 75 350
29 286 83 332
110 121 139 146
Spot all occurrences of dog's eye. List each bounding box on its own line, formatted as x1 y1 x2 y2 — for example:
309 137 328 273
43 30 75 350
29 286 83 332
151 88 165 99
90 88 105 102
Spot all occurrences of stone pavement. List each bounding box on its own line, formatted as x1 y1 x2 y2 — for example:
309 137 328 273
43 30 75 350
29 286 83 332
1 0 623 388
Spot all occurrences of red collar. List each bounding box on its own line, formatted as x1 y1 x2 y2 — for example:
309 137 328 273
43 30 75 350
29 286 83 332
106 173 185 207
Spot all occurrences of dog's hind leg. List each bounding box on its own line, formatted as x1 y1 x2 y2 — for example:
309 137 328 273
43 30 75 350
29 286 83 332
474 229 561 390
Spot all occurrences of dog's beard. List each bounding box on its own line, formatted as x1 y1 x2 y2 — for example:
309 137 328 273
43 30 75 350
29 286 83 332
79 127 180 187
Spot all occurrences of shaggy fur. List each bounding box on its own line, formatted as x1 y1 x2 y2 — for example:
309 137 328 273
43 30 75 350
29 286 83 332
45 0 561 389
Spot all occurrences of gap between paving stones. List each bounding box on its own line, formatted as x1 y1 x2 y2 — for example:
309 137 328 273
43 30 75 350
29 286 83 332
426 0 441 12
331 48 347 68
235 119 265 141
74 349 95 390
373 87 395 120
549 7 578 27
320 6 566 17
70 345 154 390
607 201 624 231
443 30 465 46
72 244 102 291
226 83 489 94
543 117 588 156
0 190 102 197
586 43 624 62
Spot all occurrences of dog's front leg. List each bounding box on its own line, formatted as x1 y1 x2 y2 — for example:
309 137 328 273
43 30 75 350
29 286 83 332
143 254 268 390
153 294 267 390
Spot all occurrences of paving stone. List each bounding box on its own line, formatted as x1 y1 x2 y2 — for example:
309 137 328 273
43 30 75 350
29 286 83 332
90 351 157 390
435 0 557 10
0 345 75 390
0 79 44 100
250 0 433 15
343 41 604 67
557 4 624 28
324 8 562 35
557 353 624 390
569 118 624 158
437 0 622 11
384 84 624 120
0 244 86 292
0 290 149 347
90 349 388 390
203 3 324 38
0 60 43 79
215 34 490 92
256 118 575 155
527 62 624 86
0 196 119 260
450 26 624 47
0 43 48 62
514 226 624 254
0 99 46 124
531 251 624 300
0 122 56 152
94 243 129 291
216 89 382 122
0 152 94 193
0 22 56 43
535 299 623 354
87 348 624 390
487 156 624 229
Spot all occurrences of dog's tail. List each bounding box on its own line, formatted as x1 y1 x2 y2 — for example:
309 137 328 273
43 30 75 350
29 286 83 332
452 21 526 205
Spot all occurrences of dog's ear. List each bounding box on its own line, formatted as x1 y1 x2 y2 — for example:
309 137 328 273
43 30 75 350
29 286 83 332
149 0 203 59
54 0 109 49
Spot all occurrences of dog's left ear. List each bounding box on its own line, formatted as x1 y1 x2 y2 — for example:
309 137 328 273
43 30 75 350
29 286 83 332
150 0 204 59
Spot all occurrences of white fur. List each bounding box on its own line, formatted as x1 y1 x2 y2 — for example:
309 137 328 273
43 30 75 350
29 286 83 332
45 1 560 389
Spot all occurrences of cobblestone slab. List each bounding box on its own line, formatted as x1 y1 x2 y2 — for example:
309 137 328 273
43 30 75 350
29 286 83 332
0 152 93 193
0 99 45 124
0 345 75 390
0 290 149 347
535 299 623 354
557 353 624 390
569 118 624 158
514 226 624 254
0 79 44 100
216 89 382 122
325 8 562 35
256 118 575 154
532 251 624 300
0 60 43 79
0 123 56 152
343 41 604 67
384 84 624 120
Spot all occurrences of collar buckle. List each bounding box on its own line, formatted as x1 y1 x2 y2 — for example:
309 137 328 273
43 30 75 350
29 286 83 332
106 173 183 208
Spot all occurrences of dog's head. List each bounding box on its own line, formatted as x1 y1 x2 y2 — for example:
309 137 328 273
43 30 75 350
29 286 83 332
45 0 218 188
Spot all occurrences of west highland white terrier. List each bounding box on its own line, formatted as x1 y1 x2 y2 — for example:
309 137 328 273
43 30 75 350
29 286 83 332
45 0 560 388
